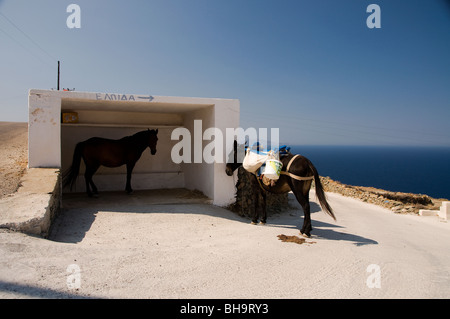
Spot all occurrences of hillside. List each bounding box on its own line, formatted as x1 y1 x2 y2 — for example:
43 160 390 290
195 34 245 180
0 122 28 198
319 176 444 215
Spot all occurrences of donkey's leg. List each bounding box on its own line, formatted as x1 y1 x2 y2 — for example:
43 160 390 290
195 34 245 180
253 189 265 225
250 175 261 224
259 189 267 225
297 192 312 237
250 176 267 225
291 180 312 237
300 199 312 237
125 162 136 194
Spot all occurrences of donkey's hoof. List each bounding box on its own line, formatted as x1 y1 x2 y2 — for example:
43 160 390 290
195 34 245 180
250 221 257 225
259 221 266 226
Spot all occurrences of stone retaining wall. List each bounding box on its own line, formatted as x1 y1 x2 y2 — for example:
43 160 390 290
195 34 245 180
226 167 290 218
0 169 61 237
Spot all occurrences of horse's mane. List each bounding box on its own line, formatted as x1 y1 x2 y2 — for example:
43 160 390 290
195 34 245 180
121 129 157 141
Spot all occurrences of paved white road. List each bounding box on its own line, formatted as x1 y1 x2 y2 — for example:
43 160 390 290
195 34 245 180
0 190 449 298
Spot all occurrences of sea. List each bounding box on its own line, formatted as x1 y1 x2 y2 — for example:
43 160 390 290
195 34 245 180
288 145 450 200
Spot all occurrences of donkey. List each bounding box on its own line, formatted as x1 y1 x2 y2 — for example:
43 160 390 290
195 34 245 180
226 141 335 237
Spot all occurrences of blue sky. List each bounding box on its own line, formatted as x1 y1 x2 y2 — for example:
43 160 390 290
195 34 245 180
0 0 449 146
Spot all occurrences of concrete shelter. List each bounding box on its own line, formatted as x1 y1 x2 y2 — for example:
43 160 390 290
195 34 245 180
28 89 239 206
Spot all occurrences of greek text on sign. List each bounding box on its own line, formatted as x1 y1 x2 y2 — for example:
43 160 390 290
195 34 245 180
95 93 154 102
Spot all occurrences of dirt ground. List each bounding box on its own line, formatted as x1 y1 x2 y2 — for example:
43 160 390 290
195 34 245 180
0 122 28 198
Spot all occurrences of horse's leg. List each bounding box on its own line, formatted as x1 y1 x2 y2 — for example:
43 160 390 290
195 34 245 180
84 174 91 197
125 162 136 194
84 164 99 197
89 174 99 197
290 180 312 237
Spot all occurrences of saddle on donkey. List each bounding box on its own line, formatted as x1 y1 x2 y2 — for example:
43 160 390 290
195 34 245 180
242 143 291 186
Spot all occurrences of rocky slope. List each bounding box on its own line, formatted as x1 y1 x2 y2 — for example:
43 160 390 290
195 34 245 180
227 165 446 217
319 176 445 215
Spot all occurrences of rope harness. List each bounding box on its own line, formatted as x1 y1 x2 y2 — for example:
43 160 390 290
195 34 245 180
279 155 314 181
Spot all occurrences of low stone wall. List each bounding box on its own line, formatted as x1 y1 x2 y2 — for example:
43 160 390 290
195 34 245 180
225 170 446 218
319 176 444 214
0 168 61 237
226 167 290 218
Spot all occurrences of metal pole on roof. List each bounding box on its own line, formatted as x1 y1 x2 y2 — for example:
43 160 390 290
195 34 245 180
57 61 60 91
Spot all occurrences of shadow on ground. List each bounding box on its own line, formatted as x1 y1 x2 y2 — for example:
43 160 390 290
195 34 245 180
49 189 377 247
269 193 379 246
0 280 100 299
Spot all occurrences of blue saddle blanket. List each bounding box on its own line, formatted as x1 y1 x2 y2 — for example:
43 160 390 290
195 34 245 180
246 144 291 156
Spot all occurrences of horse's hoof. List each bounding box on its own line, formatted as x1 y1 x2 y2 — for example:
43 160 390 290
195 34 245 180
301 232 311 238
259 221 266 226
250 221 257 225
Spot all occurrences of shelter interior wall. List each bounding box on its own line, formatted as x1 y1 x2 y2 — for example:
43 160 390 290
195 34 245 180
182 106 215 199
60 110 185 193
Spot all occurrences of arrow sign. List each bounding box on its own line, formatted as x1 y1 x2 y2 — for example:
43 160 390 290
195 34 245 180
137 95 154 102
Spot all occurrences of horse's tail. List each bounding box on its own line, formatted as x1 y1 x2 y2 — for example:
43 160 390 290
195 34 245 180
62 142 84 191
308 160 336 221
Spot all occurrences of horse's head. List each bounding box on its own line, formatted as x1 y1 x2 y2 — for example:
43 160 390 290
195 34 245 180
225 140 245 176
148 129 158 155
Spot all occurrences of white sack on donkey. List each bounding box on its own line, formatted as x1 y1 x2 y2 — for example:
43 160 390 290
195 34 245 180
242 146 282 180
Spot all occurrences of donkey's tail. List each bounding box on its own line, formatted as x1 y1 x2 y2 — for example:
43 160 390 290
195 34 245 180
62 142 84 191
308 160 336 221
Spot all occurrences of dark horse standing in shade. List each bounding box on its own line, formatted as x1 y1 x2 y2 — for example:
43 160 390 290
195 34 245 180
225 141 335 238
63 129 158 197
